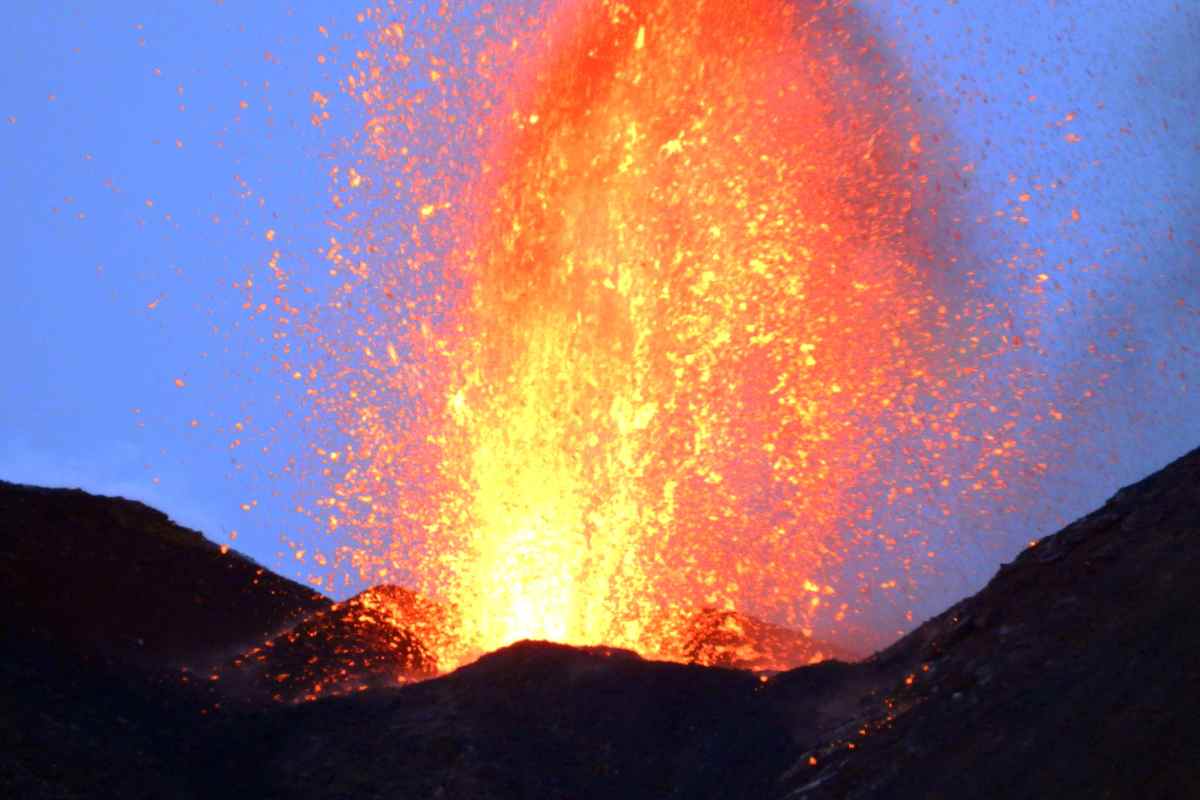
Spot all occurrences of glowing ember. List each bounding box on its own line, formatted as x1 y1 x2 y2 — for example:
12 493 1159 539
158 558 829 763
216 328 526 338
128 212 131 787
306 0 957 667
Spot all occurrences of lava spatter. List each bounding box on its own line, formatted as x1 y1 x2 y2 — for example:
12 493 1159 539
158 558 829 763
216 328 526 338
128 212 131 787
310 0 955 667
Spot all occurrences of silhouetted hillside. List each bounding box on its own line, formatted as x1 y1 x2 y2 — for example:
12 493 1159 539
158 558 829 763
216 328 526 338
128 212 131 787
1 481 328 669
2 445 1198 798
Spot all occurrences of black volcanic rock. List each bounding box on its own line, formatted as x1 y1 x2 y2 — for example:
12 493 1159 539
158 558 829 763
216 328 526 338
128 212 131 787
0 480 328 669
770 445 1200 799
238 641 795 799
217 584 442 703
666 607 861 670
3 445 1200 799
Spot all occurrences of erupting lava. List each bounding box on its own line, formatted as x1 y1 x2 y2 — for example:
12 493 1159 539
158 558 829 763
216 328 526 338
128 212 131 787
310 0 951 667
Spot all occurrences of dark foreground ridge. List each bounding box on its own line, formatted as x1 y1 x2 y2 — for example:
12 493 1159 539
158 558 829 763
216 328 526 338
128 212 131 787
2 446 1199 799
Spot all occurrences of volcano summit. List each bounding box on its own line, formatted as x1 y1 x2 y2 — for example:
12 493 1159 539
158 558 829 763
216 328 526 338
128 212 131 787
3 446 1199 798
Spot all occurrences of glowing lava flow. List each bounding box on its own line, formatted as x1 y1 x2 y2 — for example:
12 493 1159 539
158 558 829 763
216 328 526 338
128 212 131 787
315 0 948 666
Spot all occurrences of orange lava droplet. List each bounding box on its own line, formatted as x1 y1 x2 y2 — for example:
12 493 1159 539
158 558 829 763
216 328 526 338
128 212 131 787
318 0 948 669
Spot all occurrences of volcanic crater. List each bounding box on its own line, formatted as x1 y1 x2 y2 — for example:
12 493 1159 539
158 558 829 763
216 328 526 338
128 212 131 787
3 445 1198 798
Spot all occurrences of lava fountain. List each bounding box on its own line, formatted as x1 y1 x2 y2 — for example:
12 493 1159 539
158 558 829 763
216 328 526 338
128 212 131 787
312 0 954 666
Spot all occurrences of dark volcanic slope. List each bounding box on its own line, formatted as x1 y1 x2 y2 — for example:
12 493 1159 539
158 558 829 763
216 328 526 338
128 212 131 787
235 642 795 799
0 480 328 668
772 445 1200 800
217 585 442 703
0 481 324 799
3 445 1200 799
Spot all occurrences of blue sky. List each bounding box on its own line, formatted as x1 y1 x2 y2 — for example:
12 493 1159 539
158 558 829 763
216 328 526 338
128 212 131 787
3 1 1196 639
4 1 350 552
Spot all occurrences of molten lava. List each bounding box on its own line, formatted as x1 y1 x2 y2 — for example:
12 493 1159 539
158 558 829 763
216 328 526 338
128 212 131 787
314 0 949 667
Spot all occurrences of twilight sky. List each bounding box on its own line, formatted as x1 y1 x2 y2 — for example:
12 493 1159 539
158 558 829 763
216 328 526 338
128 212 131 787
3 1 1196 643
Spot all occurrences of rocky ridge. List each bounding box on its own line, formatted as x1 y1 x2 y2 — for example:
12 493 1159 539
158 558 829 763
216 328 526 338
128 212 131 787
2 444 1198 798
